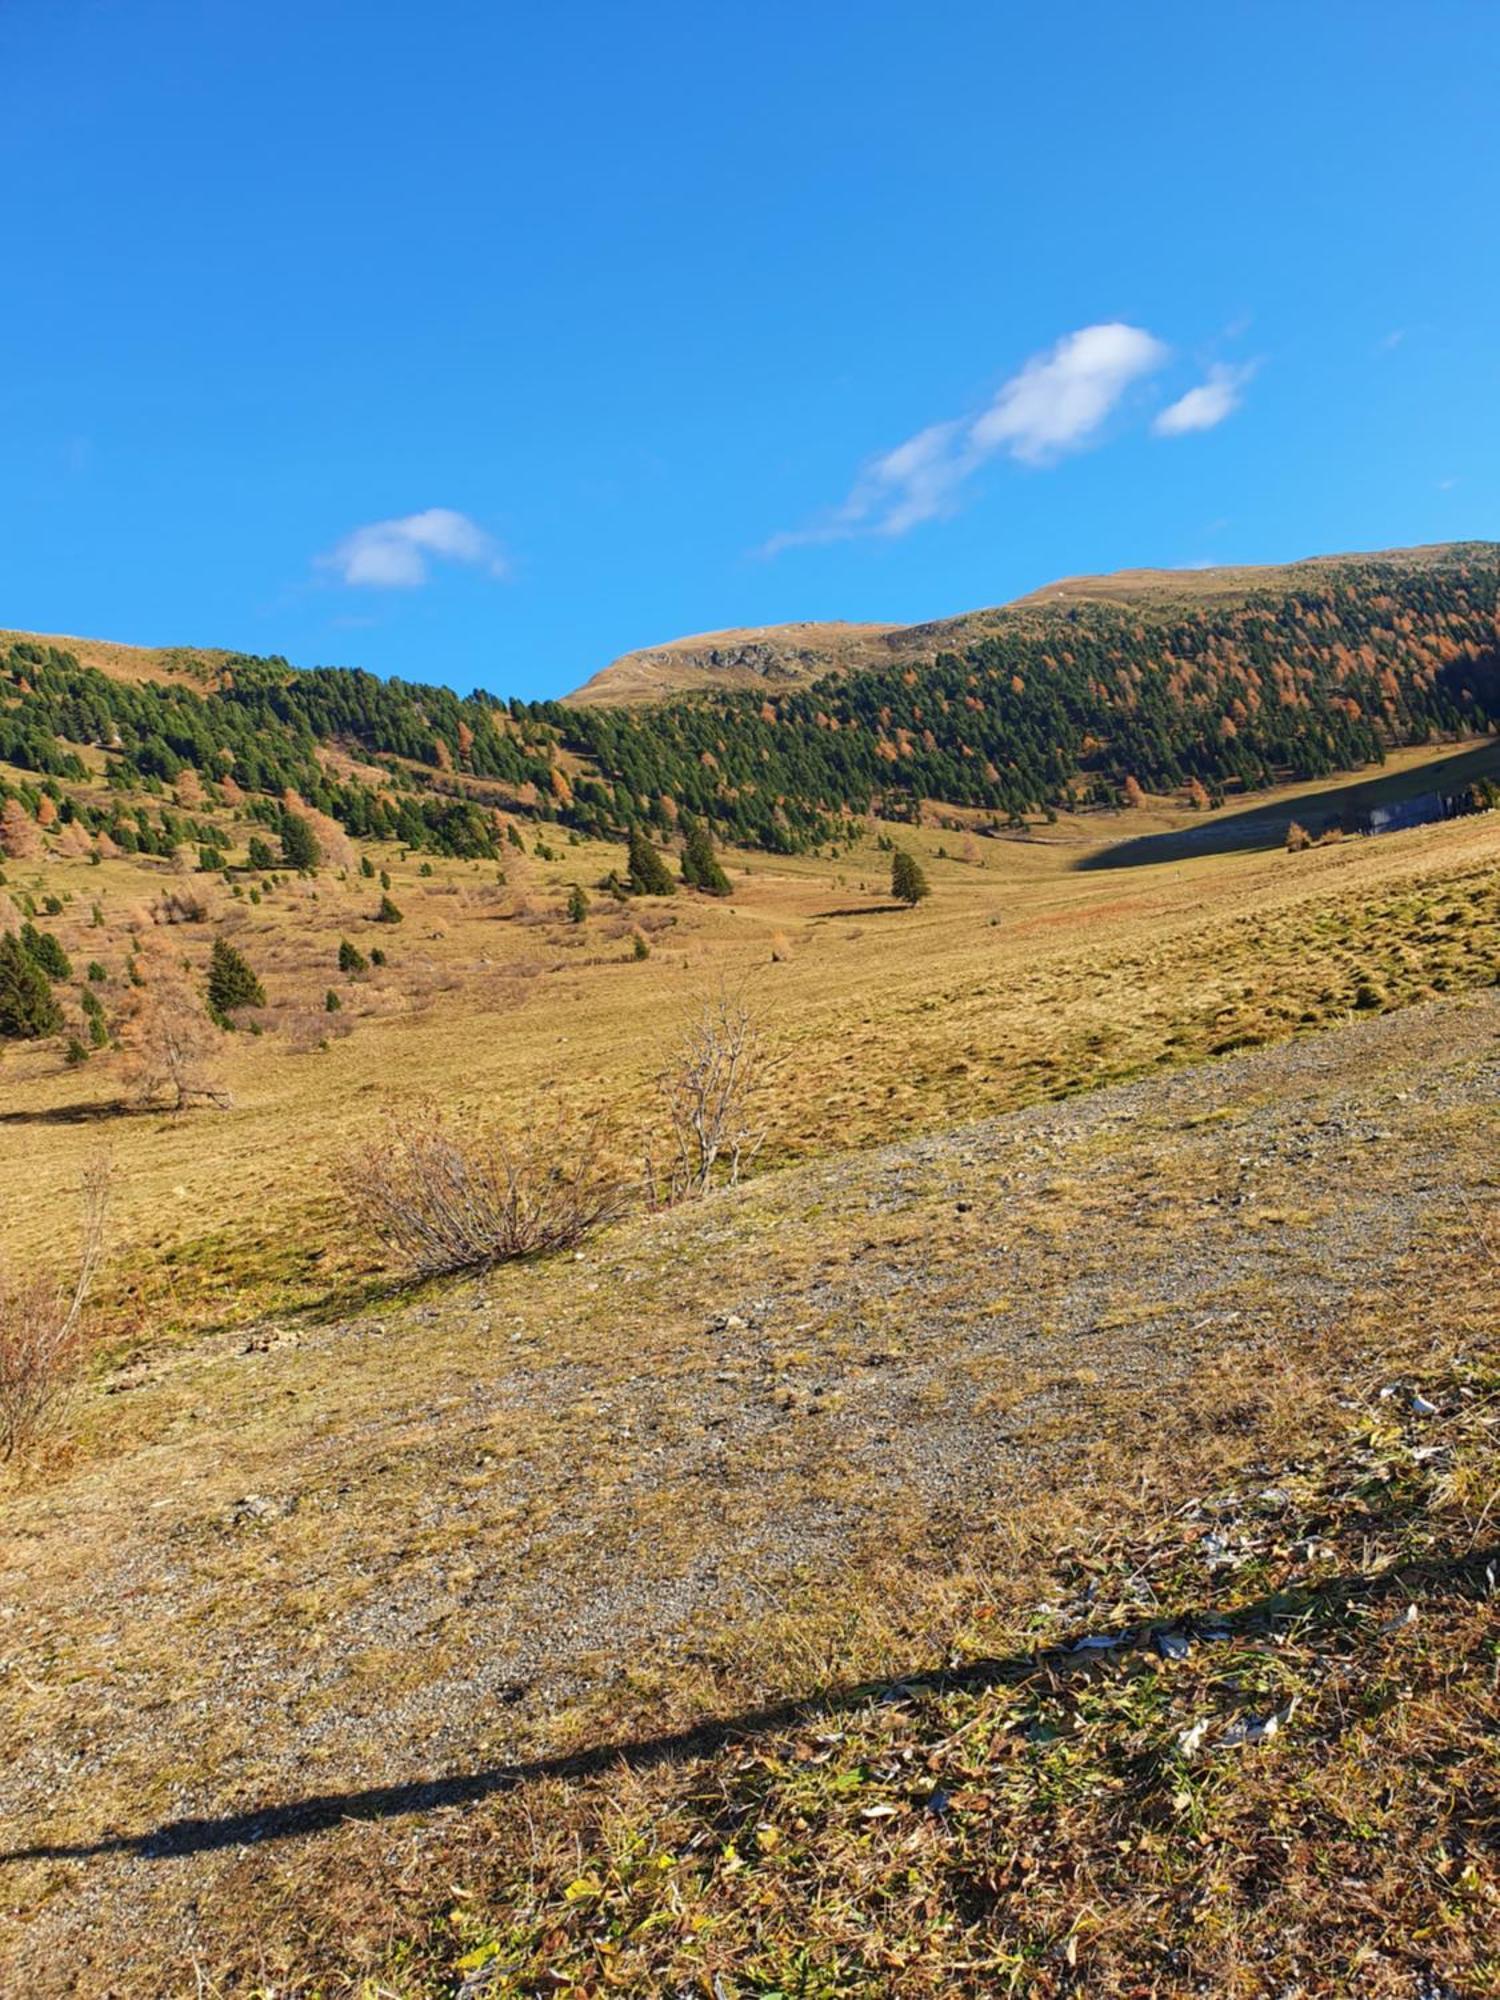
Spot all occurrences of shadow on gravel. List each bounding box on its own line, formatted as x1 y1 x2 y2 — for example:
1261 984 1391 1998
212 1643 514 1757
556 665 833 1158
6 1543 1493 1869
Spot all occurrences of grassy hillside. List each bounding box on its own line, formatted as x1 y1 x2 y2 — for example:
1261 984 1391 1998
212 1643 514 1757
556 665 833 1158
564 620 906 706
3 544 1496 866
2 741 1498 1340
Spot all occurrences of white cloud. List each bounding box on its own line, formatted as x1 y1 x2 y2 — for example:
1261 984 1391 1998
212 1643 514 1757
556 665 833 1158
970 322 1169 465
319 508 508 588
1152 363 1254 438
765 322 1169 551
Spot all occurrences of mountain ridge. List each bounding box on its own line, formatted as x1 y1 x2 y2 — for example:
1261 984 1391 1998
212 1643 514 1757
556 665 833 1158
565 540 1499 706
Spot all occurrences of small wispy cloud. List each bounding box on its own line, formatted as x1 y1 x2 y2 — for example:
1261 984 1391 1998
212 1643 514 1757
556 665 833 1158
1152 362 1256 438
319 508 508 588
764 322 1169 552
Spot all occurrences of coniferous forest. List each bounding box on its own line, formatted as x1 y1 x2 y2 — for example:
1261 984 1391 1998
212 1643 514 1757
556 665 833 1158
2 550 1496 858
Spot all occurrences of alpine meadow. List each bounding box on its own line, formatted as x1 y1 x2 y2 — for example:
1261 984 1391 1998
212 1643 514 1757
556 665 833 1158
2 5 1499 1996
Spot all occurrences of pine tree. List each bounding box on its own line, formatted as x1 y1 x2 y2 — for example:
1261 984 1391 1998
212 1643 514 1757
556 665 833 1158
338 937 368 974
246 835 276 871
891 849 930 906
376 894 404 924
680 817 732 896
280 812 320 872
566 883 589 924
207 937 266 1018
0 932 63 1040
626 827 676 897
20 923 72 982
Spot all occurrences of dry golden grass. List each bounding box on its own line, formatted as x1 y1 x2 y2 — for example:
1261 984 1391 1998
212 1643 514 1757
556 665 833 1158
0 628 236 687
2 738 1498 1355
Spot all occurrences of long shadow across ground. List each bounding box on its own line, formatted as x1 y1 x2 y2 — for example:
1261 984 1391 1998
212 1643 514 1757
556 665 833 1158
7 1540 1491 1869
1080 737 1500 870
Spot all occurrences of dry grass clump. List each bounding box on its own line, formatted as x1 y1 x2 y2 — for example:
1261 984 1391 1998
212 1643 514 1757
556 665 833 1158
0 1163 107 1462
345 1101 628 1278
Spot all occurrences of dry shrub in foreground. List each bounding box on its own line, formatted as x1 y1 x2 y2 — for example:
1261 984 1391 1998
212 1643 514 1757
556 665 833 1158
346 1102 628 1278
0 1162 108 1462
646 988 774 1206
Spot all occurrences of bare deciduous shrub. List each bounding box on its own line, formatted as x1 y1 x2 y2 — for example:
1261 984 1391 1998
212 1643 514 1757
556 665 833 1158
151 886 210 925
646 989 774 1207
271 1003 351 1053
118 938 231 1110
346 1101 628 1277
0 1162 109 1463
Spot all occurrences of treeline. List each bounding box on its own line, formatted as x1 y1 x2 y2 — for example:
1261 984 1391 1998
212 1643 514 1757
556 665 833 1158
2 552 1497 855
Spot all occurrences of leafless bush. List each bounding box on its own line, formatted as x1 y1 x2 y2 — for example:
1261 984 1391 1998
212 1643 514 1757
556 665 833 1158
345 1101 629 1278
646 989 775 1207
0 1163 109 1463
117 939 231 1110
271 1004 353 1053
151 886 210 925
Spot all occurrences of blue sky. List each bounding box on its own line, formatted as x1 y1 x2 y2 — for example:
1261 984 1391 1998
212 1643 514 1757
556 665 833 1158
2 1 1495 701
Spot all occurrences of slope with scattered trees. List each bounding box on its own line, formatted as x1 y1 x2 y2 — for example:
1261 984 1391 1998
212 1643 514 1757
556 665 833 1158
2 546 1496 861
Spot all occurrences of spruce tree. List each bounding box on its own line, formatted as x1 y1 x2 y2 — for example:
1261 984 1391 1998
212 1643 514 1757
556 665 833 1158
890 848 931 906
680 817 731 896
246 835 276 871
566 883 589 924
376 894 404 924
338 937 369 974
20 922 72 982
280 812 320 872
0 932 63 1040
207 937 266 1018
626 827 676 897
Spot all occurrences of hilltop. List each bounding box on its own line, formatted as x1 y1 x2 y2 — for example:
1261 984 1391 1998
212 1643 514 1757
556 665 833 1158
0 627 239 689
566 540 1500 706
